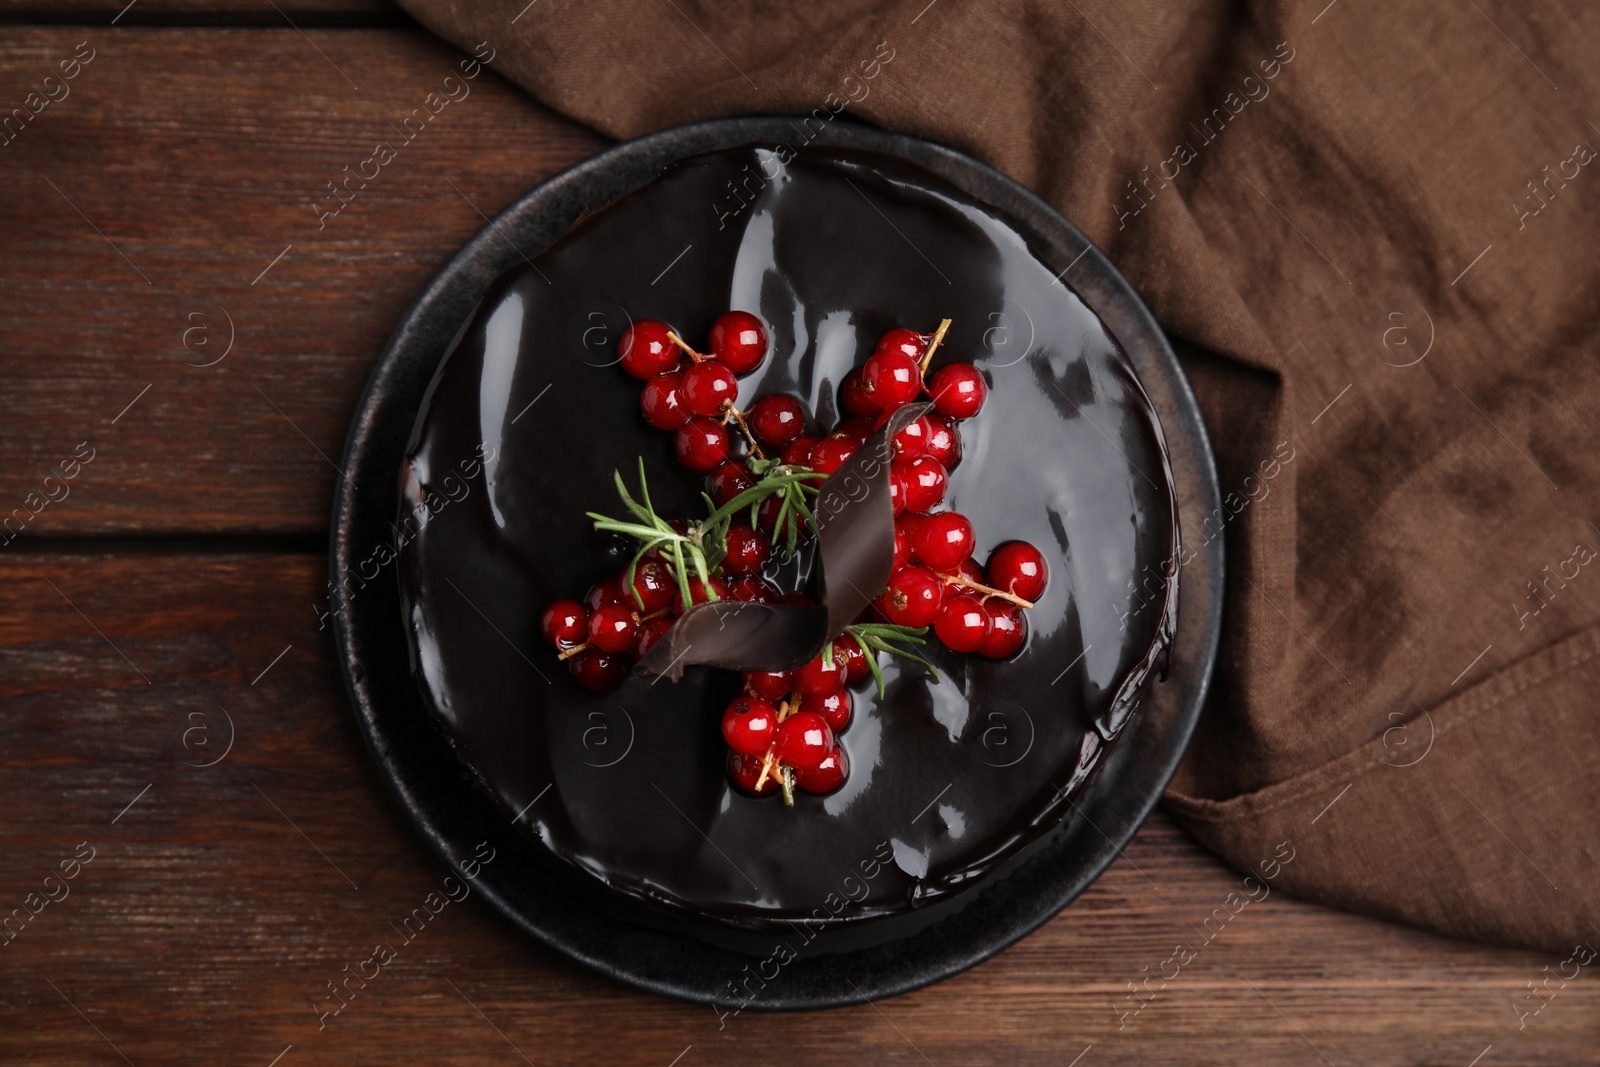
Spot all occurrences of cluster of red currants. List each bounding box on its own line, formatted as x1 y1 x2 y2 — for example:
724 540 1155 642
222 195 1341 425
721 634 866 800
535 310 792 689
537 551 812 690
538 557 686 692
621 310 773 475
717 323 982 494
713 324 1048 796
875 521 1048 658
737 323 1049 657
833 326 1048 658
538 312 1050 801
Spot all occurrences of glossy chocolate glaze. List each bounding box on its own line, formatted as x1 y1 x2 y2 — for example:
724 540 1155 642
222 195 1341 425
397 145 1179 932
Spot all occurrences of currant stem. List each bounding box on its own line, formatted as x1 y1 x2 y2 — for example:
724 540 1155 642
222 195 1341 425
919 318 953 375
939 571 1035 609
754 745 780 792
721 401 766 459
556 641 588 662
666 330 708 362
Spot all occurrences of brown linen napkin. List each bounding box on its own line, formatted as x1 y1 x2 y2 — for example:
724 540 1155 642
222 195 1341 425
398 0 1600 952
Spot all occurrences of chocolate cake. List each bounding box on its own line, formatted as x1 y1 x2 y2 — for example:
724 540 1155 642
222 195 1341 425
396 144 1179 935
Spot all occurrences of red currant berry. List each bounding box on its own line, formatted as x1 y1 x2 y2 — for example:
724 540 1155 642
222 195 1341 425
633 615 675 658
988 541 1049 601
743 669 793 701
722 696 779 757
682 360 738 417
897 510 927 546
794 743 849 794
674 417 730 473
727 750 777 796
569 648 626 691
708 310 768 374
935 592 991 653
748 394 805 446
887 472 907 517
706 460 754 506
584 577 626 612
927 362 987 420
876 409 931 459
861 349 922 411
979 603 1027 659
728 576 781 603
723 524 770 573
875 565 945 628
795 651 846 695
639 371 690 430
540 600 587 647
781 434 818 468
803 688 852 732
892 522 915 570
836 416 876 444
839 367 878 418
916 511 975 572
618 320 680 380
674 575 729 614
895 456 948 512
832 635 870 684
924 413 962 469
775 711 834 770
875 328 928 362
588 602 638 653
628 559 676 613
808 434 857 476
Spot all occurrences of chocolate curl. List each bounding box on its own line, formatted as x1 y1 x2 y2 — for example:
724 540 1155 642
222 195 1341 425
636 403 933 681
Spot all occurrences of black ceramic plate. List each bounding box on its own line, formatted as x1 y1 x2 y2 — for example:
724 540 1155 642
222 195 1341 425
331 117 1222 1009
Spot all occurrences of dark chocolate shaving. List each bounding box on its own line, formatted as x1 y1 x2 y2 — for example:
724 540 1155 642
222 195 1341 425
636 402 933 680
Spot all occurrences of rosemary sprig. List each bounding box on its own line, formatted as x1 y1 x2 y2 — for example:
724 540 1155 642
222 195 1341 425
701 462 825 558
843 622 941 698
588 460 713 611
589 459 828 609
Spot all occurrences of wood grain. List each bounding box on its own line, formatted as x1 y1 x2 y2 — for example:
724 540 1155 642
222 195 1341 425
0 28 606 536
1 552 1596 1065
0 1 404 26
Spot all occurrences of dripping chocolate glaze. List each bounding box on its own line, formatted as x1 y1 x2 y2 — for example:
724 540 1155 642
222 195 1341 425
398 145 1180 932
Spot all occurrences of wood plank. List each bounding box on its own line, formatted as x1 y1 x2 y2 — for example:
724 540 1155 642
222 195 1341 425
2 551 1596 1064
0 1 403 26
0 28 607 536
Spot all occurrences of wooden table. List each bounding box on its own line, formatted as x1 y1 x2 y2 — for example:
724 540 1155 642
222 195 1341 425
3 6 1597 1064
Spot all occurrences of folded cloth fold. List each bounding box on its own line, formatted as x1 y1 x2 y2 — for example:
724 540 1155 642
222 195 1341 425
398 0 1600 952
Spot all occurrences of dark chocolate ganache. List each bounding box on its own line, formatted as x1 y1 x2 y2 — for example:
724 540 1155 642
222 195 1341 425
397 145 1178 932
